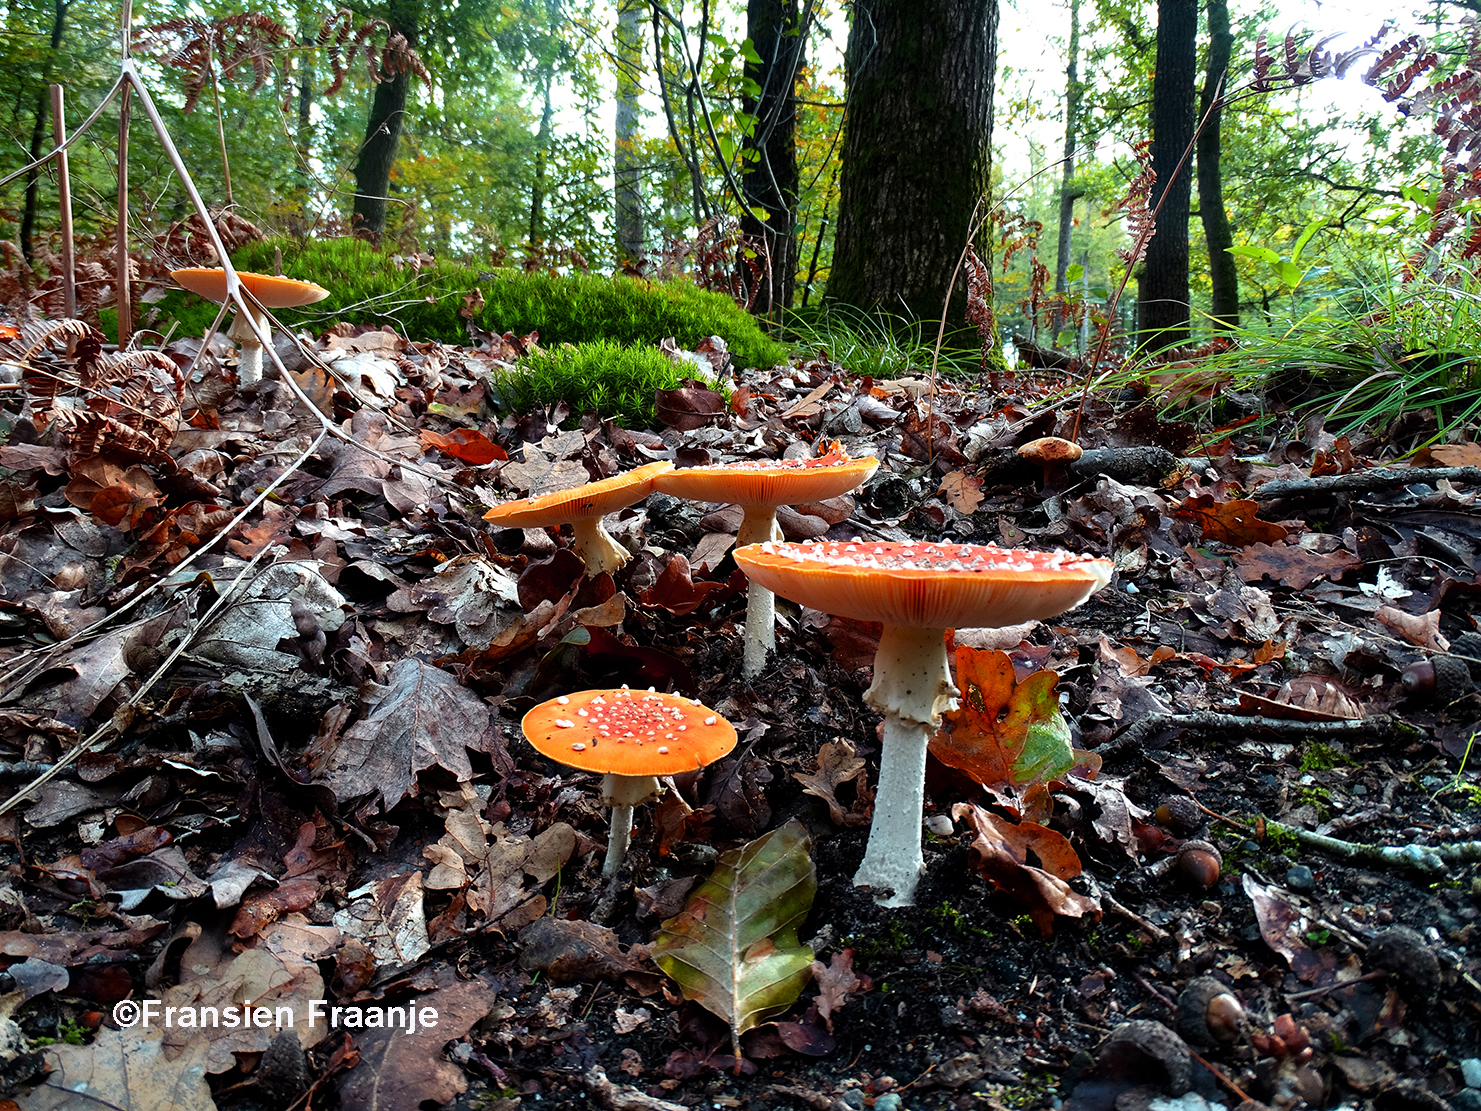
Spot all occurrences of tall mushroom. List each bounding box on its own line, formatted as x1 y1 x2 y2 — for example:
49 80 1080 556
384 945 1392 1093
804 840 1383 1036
483 461 674 576
170 268 329 386
733 540 1113 906
654 444 879 678
522 687 737 875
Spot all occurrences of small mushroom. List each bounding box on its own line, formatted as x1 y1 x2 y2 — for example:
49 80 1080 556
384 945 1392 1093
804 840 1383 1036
1176 977 1246 1047
483 461 674 576
733 540 1112 905
521 687 737 876
655 445 879 678
170 267 329 386
1017 436 1083 485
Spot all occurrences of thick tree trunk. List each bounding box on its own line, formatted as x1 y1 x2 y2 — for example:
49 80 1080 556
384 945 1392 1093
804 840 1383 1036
1053 0 1081 298
828 0 997 325
352 2 421 239
615 0 645 264
1137 0 1197 348
736 0 804 314
1198 0 1237 329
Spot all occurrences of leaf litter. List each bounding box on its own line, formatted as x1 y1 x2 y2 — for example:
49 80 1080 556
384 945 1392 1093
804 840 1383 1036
0 316 1477 1109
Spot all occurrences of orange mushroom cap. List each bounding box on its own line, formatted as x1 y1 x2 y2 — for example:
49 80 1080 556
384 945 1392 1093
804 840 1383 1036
653 443 878 507
170 268 330 309
732 541 1114 629
483 461 674 528
521 688 738 776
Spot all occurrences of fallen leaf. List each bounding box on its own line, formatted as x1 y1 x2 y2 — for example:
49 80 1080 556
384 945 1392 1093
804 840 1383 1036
1174 494 1289 546
953 802 1099 937
420 428 506 465
938 471 985 514
1233 541 1361 589
333 872 430 968
1376 605 1449 651
810 949 870 1032
26 1026 213 1111
653 820 817 1061
1242 874 1337 984
792 740 870 827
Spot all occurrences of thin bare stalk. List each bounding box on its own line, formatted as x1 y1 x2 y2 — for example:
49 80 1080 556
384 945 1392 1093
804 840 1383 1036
49 85 75 322
116 81 132 346
207 43 233 206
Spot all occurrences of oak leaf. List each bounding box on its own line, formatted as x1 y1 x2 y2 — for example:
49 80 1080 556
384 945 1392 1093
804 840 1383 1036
938 470 985 514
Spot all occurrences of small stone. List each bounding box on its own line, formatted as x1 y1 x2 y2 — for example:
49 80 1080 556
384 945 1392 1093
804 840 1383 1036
1352 784 1368 796
1451 1090 1481 1111
924 814 954 836
1285 865 1316 892
1241 840 1261 854
1462 1057 1481 1088
842 1091 867 1109
873 1096 904 1111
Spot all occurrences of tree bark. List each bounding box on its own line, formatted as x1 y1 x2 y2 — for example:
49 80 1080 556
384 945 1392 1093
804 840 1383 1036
736 0 805 313
614 0 645 264
1052 0 1081 298
1137 0 1197 348
20 0 71 263
352 0 421 239
828 0 997 325
528 70 554 244
1198 0 1237 329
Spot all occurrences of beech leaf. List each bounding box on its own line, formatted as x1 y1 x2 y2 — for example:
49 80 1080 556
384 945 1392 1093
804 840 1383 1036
653 819 817 1063
929 647 1074 817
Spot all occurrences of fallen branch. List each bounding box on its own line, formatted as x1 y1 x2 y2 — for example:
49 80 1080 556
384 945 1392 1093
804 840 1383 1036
580 1066 687 1111
1250 466 1481 502
1099 711 1417 754
1264 818 1481 877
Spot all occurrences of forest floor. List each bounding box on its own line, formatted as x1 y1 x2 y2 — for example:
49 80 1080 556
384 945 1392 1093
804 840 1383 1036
1 321 1480 1111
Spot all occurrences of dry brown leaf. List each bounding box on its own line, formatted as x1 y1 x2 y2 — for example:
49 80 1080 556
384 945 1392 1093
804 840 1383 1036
792 740 870 827
938 470 985 514
1175 494 1289 546
952 803 1099 937
1232 541 1361 589
810 948 870 1032
1376 605 1449 651
29 1026 214 1111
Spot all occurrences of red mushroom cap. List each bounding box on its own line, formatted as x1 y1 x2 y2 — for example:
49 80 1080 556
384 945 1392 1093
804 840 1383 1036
521 688 737 776
483 461 674 528
732 540 1113 629
170 268 330 308
653 443 878 507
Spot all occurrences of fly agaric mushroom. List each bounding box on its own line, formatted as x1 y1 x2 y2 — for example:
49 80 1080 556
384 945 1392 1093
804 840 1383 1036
483 461 674 576
170 267 329 387
733 540 1113 906
655 444 879 678
522 687 737 875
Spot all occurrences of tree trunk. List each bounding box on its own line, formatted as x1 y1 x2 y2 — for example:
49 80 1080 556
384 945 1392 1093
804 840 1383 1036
20 0 70 263
352 1 421 239
1137 0 1197 348
736 0 805 313
615 0 645 264
1198 0 1237 329
828 0 997 325
1053 0 1081 298
528 71 554 244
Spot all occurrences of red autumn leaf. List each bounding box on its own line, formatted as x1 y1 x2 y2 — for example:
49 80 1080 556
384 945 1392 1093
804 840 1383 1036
639 554 745 616
1174 494 1289 546
89 482 158 529
420 428 506 465
953 802 1099 937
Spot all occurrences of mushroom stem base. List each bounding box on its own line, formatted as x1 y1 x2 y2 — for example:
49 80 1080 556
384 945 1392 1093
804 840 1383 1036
603 805 635 877
570 516 630 576
853 711 932 906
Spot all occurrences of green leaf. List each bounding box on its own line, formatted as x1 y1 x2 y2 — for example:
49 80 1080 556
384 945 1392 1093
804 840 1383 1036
1290 219 1328 265
1278 261 1305 289
1065 263 1084 282
653 820 817 1061
717 133 736 165
739 36 763 63
1227 245 1280 264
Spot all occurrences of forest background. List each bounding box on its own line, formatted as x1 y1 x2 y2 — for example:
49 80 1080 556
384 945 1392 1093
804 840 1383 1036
0 0 1468 367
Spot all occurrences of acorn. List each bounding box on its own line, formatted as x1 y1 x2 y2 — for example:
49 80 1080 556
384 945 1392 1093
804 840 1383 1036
1176 840 1222 888
1401 654 1474 702
1367 925 1441 1007
1155 796 1204 837
1175 977 1246 1047
1095 1020 1192 1095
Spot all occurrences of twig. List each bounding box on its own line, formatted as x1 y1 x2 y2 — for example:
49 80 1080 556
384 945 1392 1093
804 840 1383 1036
580 1066 687 1111
1263 817 1481 877
1284 969 1386 1001
1250 466 1481 502
1083 874 1169 942
1187 1047 1252 1104
1100 711 1416 754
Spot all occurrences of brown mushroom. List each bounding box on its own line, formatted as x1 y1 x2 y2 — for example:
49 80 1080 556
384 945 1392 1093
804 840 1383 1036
522 687 737 875
1017 436 1083 485
170 267 329 386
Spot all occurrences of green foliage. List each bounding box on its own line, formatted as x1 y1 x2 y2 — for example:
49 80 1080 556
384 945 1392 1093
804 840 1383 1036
148 236 786 370
491 340 720 428
1299 743 1354 773
780 304 977 379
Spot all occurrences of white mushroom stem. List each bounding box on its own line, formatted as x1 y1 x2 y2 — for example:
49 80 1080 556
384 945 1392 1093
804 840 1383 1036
738 505 785 679
854 624 959 907
599 773 660 877
226 303 270 386
570 515 630 576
